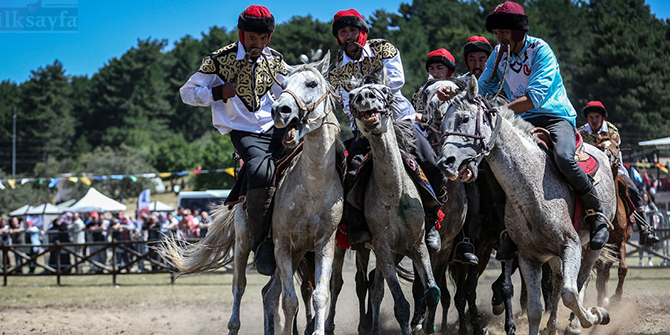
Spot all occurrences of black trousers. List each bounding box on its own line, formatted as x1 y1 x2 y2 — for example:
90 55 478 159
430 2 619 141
623 174 643 209
230 127 287 189
526 116 591 195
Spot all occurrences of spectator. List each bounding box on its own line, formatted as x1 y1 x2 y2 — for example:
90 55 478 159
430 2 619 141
10 217 26 271
639 190 659 267
69 212 86 274
25 220 43 274
1 218 11 268
85 212 107 273
49 215 72 273
174 207 185 223
109 215 132 270
197 211 212 238
178 215 200 239
192 209 201 226
163 213 179 238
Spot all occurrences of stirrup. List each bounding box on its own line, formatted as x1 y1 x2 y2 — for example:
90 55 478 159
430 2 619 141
584 209 614 230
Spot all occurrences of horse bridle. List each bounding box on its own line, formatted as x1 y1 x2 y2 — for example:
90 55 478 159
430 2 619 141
438 95 502 164
349 85 392 119
280 73 338 128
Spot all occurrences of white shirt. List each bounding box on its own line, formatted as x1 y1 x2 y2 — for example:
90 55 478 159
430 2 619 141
334 42 415 130
180 42 286 135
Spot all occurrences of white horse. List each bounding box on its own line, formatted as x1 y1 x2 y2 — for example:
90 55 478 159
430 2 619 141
261 52 344 335
436 76 615 335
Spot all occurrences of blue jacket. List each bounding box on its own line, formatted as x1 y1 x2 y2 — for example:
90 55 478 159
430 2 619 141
479 35 576 126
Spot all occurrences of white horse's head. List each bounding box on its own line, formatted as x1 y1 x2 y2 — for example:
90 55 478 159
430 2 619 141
423 78 465 131
272 51 332 147
437 76 496 183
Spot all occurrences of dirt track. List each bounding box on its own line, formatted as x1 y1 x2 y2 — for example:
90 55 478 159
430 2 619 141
1 259 669 335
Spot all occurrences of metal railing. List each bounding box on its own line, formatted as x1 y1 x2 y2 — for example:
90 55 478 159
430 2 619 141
626 210 670 267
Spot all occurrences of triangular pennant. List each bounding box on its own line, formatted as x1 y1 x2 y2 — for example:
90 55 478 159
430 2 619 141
21 178 30 185
224 167 235 177
68 177 78 183
48 178 59 188
7 179 15 189
159 172 171 178
80 176 91 186
129 175 137 182
0 181 5 190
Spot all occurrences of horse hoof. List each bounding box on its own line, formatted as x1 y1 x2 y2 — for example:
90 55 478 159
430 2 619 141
492 303 505 315
598 307 610 325
482 327 490 335
601 297 610 307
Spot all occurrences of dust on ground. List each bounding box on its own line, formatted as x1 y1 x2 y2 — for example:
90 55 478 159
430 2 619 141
1 259 669 335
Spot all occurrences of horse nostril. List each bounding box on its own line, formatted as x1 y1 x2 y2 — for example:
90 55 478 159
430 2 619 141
279 105 292 114
444 156 456 168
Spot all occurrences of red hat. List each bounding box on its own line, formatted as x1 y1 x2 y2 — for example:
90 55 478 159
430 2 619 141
238 5 275 34
463 36 492 68
90 212 99 218
332 9 369 47
486 2 529 34
425 49 456 77
582 101 608 119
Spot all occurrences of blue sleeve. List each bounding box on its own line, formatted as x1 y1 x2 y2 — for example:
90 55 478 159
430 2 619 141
478 50 500 96
525 44 556 109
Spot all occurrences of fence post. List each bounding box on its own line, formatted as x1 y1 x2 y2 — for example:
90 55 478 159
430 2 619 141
55 241 62 286
112 242 117 286
2 245 7 286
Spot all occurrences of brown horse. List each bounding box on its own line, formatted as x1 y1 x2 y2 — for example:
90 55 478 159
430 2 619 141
593 134 634 306
595 174 634 306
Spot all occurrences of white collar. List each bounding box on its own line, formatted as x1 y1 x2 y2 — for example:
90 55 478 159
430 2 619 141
340 43 375 67
583 121 609 134
236 41 274 62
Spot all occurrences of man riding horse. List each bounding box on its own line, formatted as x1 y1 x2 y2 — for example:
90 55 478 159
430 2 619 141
412 48 457 129
179 5 288 276
328 8 447 253
439 1 611 257
578 101 660 245
462 36 492 82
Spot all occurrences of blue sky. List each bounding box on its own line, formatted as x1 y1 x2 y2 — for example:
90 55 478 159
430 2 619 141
1 0 669 83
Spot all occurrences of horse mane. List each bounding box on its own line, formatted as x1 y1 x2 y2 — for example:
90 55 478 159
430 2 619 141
393 120 417 158
289 63 334 91
496 105 540 144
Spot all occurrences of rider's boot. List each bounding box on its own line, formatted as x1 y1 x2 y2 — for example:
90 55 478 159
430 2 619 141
635 208 660 245
495 231 517 261
579 186 610 250
247 187 276 276
453 236 479 265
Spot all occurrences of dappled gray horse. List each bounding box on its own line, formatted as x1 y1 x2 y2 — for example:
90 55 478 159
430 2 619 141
349 82 440 335
262 53 344 335
435 76 615 335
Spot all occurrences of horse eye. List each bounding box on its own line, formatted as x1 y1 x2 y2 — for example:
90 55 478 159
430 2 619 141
306 81 318 88
462 115 470 124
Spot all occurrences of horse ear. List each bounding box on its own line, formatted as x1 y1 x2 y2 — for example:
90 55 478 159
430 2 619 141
315 50 331 77
285 63 296 74
466 74 479 101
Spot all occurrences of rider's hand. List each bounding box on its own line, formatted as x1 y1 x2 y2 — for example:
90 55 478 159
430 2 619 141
437 86 456 101
221 83 237 99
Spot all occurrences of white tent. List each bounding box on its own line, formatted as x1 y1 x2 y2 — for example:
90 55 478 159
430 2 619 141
8 204 32 217
26 203 62 215
639 137 670 147
68 188 127 212
150 201 174 212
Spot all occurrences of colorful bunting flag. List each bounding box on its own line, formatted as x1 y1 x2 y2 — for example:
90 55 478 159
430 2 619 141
655 163 668 174
159 172 171 178
631 167 643 183
80 176 91 186
68 177 78 183
48 178 58 188
0 181 4 190
7 179 15 189
224 167 235 177
129 175 137 182
21 178 30 185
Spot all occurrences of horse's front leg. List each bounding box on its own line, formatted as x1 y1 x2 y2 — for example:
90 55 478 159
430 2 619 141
311 234 336 335
491 258 516 335
517 253 544 335
545 257 563 335
594 259 609 306
325 244 345 335
612 239 628 305
411 244 439 334
355 247 372 334
410 267 426 332
465 264 487 335
263 272 283 335
228 236 251 335
276 243 299 335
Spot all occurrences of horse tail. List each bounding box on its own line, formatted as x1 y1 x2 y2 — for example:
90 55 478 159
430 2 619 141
158 204 237 275
596 243 619 265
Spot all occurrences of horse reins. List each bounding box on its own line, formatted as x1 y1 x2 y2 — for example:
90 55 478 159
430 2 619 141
437 95 502 164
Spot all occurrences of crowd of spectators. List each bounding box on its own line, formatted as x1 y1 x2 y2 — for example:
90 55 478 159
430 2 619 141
0 206 213 274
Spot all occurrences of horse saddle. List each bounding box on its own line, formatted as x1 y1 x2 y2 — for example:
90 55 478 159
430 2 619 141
532 127 599 177
346 152 441 211
225 140 347 208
